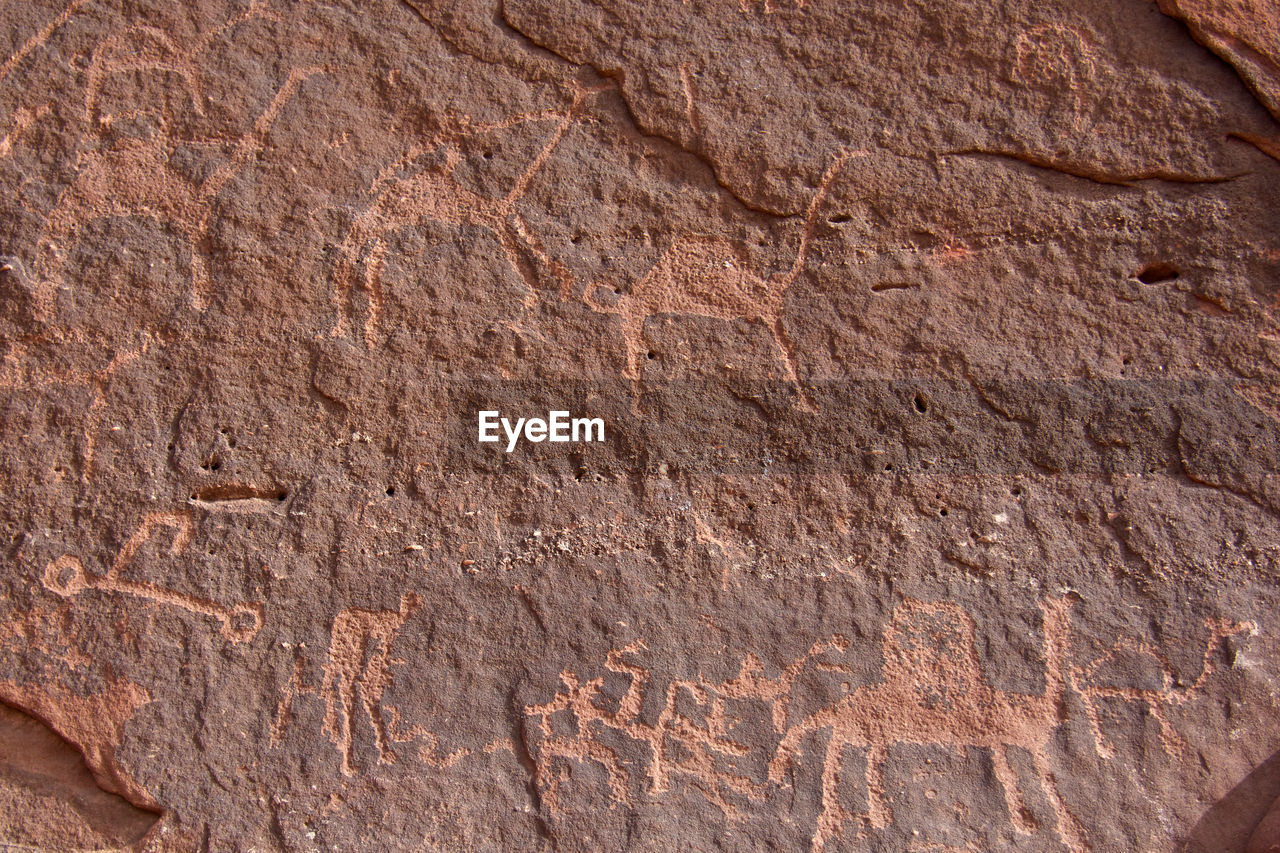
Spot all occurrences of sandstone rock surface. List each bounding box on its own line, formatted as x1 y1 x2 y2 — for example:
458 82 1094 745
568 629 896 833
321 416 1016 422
0 0 1278 850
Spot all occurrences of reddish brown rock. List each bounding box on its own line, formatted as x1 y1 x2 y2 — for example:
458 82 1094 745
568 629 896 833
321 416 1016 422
0 701 158 850
1159 0 1280 122
1251 793 1280 853
0 0 1277 850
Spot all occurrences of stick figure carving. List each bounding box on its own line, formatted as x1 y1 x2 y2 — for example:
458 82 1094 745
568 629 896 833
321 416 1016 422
582 150 854 388
525 637 848 819
37 64 323 313
330 84 601 346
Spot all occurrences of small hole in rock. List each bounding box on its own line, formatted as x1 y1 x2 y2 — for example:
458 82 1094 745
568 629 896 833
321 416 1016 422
1011 486 1023 496
482 151 493 159
939 508 948 517
1136 262 1179 284
647 351 656 360
827 213 852 224
385 487 395 497
913 395 928 414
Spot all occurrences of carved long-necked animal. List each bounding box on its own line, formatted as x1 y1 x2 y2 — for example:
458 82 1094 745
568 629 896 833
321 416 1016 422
768 597 1086 851
766 596 1254 851
582 151 854 389
330 85 600 346
37 65 322 313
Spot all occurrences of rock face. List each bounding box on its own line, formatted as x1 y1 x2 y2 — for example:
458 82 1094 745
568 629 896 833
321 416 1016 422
0 0 1278 850
0 701 159 849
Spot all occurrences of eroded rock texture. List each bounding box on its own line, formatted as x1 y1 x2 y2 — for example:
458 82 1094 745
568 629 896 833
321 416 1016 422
0 0 1278 850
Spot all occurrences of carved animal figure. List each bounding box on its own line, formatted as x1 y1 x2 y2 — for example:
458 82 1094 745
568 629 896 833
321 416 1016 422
583 151 853 387
320 592 422 776
768 597 1255 852
769 597 1085 851
37 65 322 313
331 85 599 345
81 1 277 124
1072 615 1256 758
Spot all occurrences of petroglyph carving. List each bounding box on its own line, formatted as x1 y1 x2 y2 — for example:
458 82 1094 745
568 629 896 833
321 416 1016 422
0 331 151 481
1071 616 1256 757
271 609 470 775
583 151 854 387
319 593 422 775
0 103 49 159
525 637 848 819
270 651 313 749
82 3 276 125
38 65 323 312
266 593 464 777
768 598 1087 850
331 84 601 346
0 0 87 166
530 599 1252 851
42 512 264 643
0 0 90 86
384 706 471 770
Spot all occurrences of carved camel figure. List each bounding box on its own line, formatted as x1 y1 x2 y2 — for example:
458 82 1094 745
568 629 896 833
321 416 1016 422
37 65 322 314
582 151 855 389
330 84 601 345
769 597 1082 851
768 596 1254 851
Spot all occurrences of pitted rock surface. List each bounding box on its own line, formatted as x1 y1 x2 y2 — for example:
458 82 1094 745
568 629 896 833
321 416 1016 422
0 0 1278 850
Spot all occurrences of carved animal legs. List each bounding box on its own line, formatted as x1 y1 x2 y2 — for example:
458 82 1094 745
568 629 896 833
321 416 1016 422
1029 747 1087 853
359 648 398 766
863 743 890 830
990 745 1037 833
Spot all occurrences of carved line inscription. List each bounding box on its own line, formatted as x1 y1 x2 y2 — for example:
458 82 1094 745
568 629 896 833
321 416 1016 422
42 511 264 643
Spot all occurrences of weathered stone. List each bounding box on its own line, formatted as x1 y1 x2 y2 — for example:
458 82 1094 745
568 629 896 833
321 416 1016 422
0 0 1277 850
